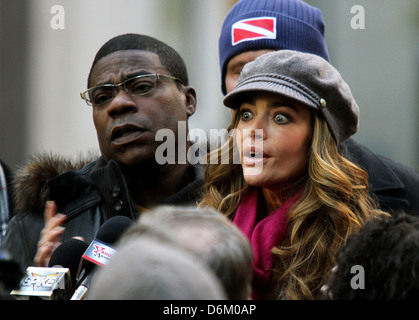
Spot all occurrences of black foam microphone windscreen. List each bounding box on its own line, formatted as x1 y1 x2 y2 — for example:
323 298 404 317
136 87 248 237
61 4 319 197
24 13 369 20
95 215 134 245
48 238 89 287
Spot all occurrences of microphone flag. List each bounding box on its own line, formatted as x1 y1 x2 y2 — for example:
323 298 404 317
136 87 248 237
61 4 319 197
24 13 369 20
81 238 116 267
10 267 72 300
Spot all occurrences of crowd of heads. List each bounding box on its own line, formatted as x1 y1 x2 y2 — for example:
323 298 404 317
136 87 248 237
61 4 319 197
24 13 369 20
88 205 253 300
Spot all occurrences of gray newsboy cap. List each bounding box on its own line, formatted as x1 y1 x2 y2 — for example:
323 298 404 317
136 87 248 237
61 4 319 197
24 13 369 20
223 50 360 144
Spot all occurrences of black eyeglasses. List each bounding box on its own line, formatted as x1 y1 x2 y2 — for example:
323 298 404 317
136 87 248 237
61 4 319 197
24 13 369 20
80 73 183 106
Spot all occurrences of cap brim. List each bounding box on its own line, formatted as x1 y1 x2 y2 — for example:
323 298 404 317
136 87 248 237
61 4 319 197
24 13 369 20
223 76 320 111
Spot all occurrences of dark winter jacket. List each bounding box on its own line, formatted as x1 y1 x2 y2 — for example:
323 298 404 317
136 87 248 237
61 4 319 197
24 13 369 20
341 138 419 215
3 154 204 271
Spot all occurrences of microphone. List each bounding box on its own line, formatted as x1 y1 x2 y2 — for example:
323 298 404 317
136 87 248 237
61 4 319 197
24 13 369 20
10 267 72 300
71 216 133 300
48 238 89 288
10 238 88 300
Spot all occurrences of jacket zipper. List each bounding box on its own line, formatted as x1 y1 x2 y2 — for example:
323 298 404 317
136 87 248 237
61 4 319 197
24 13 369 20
113 161 136 220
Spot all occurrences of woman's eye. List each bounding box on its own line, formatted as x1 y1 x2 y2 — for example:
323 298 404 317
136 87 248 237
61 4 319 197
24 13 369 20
274 113 290 124
241 111 253 121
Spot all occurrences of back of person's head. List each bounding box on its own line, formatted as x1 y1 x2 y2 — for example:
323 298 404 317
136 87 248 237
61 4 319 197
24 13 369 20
87 237 226 300
0 248 23 300
87 33 189 87
219 0 329 94
121 205 253 300
326 212 419 299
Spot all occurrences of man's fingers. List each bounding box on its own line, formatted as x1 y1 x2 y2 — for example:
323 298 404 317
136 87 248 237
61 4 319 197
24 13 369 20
39 225 66 246
35 227 65 267
34 201 67 267
72 236 85 242
43 213 67 232
44 201 57 222
43 200 66 230
34 241 56 267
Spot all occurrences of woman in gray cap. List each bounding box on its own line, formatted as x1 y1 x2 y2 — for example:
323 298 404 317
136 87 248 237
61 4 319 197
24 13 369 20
199 50 388 300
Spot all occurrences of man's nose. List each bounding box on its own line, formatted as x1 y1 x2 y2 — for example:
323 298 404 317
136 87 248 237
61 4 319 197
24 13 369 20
106 89 138 117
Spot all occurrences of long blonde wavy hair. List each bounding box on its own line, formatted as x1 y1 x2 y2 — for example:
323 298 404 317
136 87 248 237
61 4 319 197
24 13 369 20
199 109 388 299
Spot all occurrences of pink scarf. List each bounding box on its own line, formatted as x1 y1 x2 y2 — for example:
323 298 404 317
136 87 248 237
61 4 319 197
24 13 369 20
233 188 301 299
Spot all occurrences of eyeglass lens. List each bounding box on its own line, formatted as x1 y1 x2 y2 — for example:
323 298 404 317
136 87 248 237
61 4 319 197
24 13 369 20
89 74 158 106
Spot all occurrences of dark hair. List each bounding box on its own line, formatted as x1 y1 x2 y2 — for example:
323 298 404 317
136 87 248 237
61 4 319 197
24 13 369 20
327 212 419 299
87 33 189 88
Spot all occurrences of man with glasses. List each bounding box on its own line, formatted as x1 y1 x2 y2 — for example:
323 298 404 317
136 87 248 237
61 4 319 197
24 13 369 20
4 33 202 271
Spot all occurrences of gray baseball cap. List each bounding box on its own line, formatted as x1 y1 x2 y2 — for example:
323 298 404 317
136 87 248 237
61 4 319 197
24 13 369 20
223 50 359 144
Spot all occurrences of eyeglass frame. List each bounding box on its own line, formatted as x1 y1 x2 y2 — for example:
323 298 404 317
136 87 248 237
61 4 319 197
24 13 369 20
80 73 184 106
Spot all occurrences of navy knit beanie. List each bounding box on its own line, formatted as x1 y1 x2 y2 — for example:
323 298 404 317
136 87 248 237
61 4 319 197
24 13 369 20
219 0 330 95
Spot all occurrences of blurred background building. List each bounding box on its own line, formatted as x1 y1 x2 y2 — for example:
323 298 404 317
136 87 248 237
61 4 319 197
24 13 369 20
0 0 418 171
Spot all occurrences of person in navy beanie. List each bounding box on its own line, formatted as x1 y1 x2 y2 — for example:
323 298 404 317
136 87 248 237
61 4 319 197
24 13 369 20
218 0 419 217
219 0 329 95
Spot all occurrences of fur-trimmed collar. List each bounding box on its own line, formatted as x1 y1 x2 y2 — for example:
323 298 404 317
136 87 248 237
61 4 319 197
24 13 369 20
12 152 99 214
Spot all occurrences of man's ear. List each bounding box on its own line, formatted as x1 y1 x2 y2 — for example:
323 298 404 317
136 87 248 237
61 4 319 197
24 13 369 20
182 86 196 117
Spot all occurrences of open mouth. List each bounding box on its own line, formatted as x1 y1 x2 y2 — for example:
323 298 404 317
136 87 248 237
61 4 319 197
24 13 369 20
111 124 145 144
243 146 266 166
249 150 258 158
